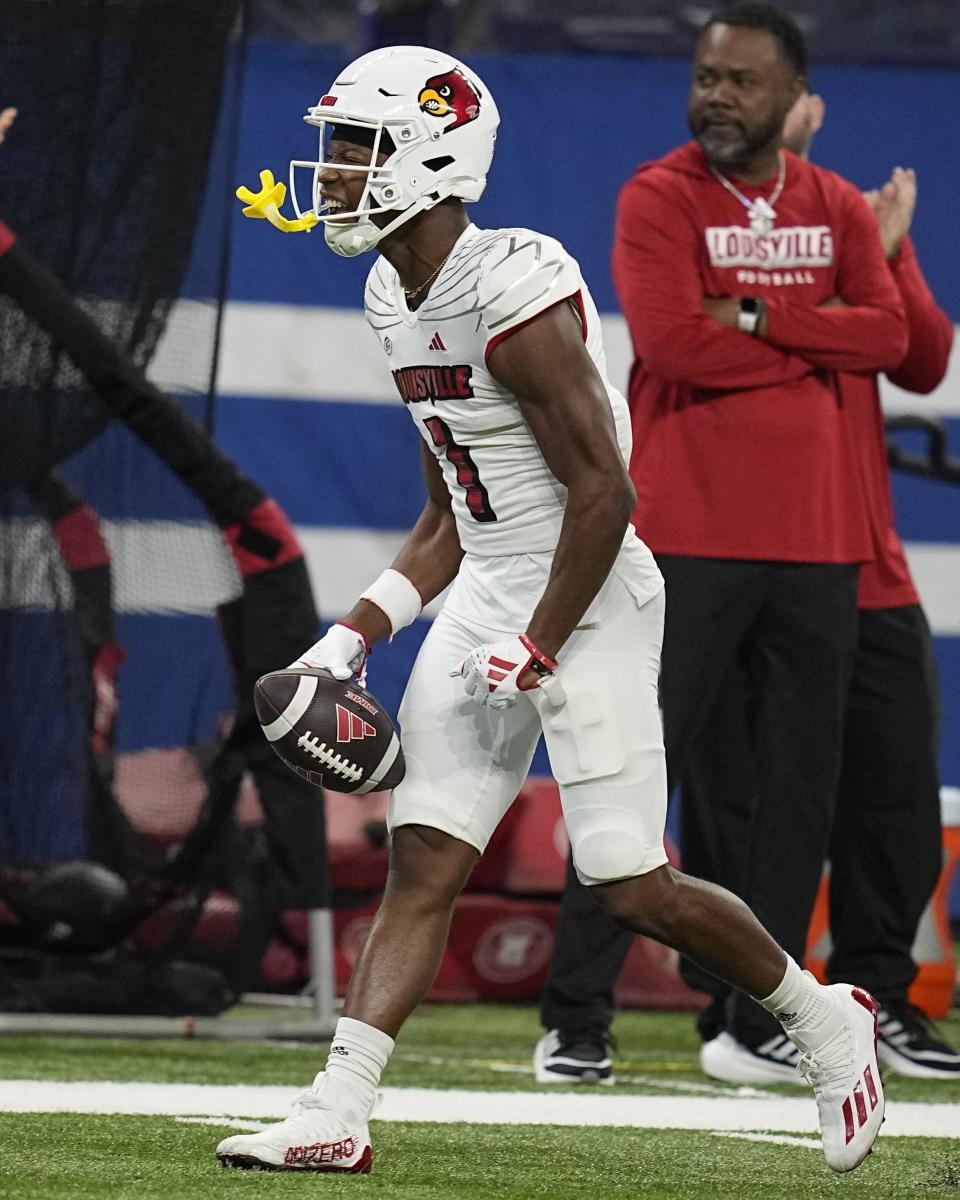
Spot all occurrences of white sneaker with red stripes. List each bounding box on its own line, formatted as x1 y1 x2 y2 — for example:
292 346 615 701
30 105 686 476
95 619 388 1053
216 1073 373 1173
794 985 884 1173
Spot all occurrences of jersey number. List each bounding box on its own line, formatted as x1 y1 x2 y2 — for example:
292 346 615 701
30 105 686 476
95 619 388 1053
423 416 497 523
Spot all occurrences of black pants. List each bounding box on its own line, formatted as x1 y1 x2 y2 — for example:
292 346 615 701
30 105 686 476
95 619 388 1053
680 603 943 1025
827 605 942 997
540 556 859 1042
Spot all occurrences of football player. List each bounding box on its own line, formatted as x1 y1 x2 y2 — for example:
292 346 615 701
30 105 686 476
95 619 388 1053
219 45 883 1176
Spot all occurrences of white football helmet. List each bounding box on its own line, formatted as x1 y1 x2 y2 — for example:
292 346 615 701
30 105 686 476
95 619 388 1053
290 45 500 257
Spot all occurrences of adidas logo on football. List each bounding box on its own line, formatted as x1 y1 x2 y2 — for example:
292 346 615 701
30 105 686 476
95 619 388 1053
427 331 446 351
335 703 377 743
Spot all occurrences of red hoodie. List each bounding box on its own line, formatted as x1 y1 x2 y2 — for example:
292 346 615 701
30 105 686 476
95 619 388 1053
845 235 955 608
613 142 909 562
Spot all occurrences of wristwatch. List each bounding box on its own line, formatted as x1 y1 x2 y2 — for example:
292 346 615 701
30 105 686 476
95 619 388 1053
737 297 765 335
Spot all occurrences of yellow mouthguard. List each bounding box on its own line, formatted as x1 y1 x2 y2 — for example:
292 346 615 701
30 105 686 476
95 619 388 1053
235 169 319 233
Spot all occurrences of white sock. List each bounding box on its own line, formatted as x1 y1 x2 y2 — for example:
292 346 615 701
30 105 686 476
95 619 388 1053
318 1017 395 1126
759 956 836 1053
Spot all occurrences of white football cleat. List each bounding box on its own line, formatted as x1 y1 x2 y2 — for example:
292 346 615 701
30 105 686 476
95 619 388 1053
795 985 884 1173
699 1030 803 1085
216 1074 372 1173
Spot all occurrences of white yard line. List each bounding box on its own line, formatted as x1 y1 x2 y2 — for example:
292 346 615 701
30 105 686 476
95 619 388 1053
714 1132 821 1150
0 1080 957 1138
399 1052 769 1097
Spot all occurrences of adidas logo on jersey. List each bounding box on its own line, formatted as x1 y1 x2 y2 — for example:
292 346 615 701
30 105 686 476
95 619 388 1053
427 331 446 351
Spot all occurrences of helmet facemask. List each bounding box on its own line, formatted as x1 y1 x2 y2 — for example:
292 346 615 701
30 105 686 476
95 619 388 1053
290 117 423 257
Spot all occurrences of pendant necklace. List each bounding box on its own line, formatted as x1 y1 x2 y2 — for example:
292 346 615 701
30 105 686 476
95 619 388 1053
404 252 450 305
709 152 786 237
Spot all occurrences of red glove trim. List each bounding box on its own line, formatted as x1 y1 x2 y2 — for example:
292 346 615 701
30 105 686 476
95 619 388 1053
519 632 557 673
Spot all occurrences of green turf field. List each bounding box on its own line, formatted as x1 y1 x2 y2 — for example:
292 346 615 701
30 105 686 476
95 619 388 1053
1 1003 958 1199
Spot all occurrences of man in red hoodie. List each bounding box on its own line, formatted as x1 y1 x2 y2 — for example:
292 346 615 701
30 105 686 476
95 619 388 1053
534 1 911 1085
681 94 960 1082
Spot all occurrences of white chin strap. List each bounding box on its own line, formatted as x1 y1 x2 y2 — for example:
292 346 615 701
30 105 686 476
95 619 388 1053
322 190 448 258
324 219 382 257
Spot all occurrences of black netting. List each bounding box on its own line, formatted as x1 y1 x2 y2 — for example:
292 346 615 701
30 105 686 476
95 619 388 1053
0 1 326 1013
0 0 241 478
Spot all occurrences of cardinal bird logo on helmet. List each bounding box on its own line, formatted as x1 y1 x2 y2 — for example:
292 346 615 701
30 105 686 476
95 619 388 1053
418 68 481 132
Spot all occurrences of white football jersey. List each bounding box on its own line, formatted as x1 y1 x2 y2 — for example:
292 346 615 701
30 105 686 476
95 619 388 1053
364 223 636 556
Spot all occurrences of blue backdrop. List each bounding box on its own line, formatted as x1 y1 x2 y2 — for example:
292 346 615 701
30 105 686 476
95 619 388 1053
217 40 960 784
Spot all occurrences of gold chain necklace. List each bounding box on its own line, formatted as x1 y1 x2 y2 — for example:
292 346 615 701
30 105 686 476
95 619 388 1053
709 151 786 236
403 252 450 304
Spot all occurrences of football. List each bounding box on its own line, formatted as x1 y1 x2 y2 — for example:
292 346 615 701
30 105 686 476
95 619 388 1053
254 668 405 794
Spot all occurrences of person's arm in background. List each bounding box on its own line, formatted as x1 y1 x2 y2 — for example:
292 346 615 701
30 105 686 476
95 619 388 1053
887 238 953 393
612 174 813 391
866 169 954 394
758 179 908 373
0 107 15 144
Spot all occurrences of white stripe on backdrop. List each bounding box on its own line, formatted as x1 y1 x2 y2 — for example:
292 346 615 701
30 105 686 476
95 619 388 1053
3 518 956 633
300 533 960 634
205 301 960 418
202 300 960 636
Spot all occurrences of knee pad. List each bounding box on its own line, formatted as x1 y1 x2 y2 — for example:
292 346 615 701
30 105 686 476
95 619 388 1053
571 821 652 884
564 787 668 884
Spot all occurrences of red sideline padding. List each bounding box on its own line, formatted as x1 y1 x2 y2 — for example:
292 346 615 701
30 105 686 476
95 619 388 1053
286 896 557 1002
615 833 707 1011
615 936 707 1012
133 889 244 953
290 888 705 1009
322 894 559 1003
324 790 390 892
260 937 305 990
430 895 557 1002
467 776 568 894
324 777 568 897
132 889 303 990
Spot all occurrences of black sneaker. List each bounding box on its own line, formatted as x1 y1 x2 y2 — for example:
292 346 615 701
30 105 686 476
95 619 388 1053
533 1026 615 1085
877 1002 960 1078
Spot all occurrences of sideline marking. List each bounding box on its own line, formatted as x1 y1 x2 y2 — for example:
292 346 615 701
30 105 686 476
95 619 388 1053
0 1080 956 1138
400 1052 772 1097
715 1131 821 1150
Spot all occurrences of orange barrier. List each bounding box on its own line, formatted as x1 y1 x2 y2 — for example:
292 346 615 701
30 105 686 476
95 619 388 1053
806 788 960 1018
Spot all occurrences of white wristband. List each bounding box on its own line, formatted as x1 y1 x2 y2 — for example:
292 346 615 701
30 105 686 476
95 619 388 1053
360 568 423 635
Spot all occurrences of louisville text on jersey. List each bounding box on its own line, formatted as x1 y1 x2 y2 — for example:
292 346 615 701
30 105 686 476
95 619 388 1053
392 364 474 404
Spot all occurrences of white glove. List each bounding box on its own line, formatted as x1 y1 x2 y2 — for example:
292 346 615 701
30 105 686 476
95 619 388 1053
452 633 562 710
290 622 369 681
